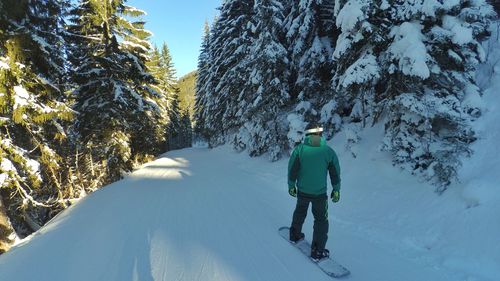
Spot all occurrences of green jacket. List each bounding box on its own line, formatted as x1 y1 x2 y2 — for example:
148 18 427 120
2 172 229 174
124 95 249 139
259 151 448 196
288 135 341 195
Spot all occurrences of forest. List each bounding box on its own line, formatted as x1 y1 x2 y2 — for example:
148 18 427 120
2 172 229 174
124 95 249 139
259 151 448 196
196 0 496 189
0 0 191 252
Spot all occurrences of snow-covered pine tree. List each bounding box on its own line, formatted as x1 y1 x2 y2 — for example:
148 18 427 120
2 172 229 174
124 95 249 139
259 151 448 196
166 90 182 150
180 109 193 148
198 0 255 147
284 0 336 142
232 0 290 160
329 0 385 155
67 0 163 182
0 0 74 238
156 43 188 151
196 14 225 147
122 8 168 159
148 45 162 79
194 21 212 143
377 0 496 190
159 44 179 99
217 5 256 139
332 0 495 189
147 43 183 151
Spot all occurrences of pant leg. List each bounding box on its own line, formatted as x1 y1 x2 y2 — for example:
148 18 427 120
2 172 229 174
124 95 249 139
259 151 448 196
311 194 329 251
290 196 310 235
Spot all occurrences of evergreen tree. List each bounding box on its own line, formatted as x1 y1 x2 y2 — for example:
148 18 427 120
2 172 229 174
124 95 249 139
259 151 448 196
194 20 212 143
233 0 290 160
199 0 255 146
284 0 336 139
332 0 495 189
158 43 179 96
149 42 193 151
147 46 162 79
329 0 385 154
157 43 187 150
123 6 168 159
193 0 495 190
381 0 495 190
166 89 182 150
147 44 173 151
180 109 193 148
146 44 172 149
0 0 73 237
67 0 163 182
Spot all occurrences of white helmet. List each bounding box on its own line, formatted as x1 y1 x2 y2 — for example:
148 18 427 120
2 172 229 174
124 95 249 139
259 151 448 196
304 123 324 135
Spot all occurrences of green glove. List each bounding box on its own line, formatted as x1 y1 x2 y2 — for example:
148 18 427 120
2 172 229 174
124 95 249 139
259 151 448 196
331 190 340 203
288 187 297 197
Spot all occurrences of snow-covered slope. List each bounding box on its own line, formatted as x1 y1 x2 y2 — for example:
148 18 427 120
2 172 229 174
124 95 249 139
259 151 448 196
0 114 498 281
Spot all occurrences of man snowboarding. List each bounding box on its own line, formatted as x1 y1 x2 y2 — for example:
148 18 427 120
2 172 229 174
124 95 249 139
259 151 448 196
287 123 341 262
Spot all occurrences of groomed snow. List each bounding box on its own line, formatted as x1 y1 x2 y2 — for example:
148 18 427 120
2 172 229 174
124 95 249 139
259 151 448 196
0 111 498 281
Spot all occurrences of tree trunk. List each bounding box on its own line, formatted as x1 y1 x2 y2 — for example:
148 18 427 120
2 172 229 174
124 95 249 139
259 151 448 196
0 194 16 254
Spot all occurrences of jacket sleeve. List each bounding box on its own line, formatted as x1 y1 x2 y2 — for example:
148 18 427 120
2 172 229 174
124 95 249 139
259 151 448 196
287 145 301 189
328 148 341 191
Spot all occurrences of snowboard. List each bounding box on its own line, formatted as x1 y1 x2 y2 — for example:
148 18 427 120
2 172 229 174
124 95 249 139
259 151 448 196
278 226 350 278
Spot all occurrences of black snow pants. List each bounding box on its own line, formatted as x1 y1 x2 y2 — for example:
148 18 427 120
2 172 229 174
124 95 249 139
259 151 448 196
290 191 329 251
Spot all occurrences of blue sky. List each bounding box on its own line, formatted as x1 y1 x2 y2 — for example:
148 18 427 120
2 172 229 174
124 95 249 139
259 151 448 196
128 0 221 78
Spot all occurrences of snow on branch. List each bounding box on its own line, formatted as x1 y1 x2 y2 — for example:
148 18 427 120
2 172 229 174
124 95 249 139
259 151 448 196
389 22 430 79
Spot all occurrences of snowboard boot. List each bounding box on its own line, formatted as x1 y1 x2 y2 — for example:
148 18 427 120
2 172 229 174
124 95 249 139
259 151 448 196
311 248 330 262
289 228 305 243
